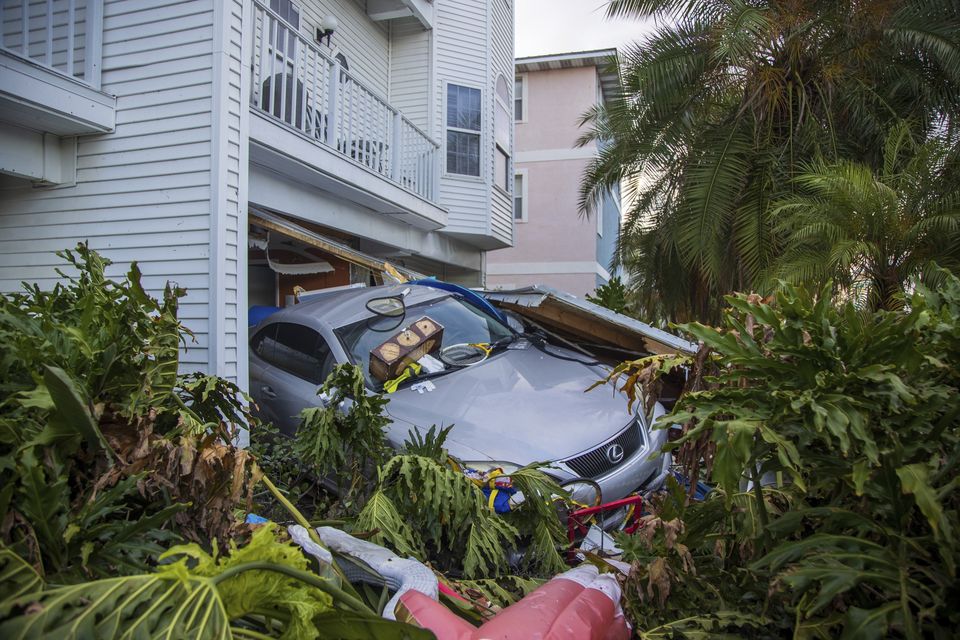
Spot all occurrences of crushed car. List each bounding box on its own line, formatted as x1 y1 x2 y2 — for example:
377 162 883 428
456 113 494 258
249 281 689 517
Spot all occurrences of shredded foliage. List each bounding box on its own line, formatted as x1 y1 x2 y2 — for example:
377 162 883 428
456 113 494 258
453 575 545 609
294 364 390 498
0 244 260 582
608 271 960 637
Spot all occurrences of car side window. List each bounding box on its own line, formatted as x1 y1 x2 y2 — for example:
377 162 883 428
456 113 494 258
251 324 278 362
272 322 332 384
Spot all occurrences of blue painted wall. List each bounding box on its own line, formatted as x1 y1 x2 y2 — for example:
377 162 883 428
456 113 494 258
595 182 621 287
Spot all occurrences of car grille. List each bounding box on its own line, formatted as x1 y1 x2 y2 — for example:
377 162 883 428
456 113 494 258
563 420 643 478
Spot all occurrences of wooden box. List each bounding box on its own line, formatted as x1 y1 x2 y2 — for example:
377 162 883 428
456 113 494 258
369 316 444 382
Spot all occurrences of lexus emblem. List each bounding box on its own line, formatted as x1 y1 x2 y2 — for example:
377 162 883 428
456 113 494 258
606 443 625 464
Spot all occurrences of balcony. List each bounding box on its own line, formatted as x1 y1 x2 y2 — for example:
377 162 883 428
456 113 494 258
249 0 443 229
0 0 114 184
1 0 102 88
0 0 113 138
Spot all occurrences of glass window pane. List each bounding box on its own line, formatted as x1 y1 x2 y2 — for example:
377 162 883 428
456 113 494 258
447 131 481 176
514 77 523 120
446 84 481 132
495 148 508 190
496 75 510 103
446 85 458 125
514 174 523 219
251 324 278 362
273 322 327 383
495 103 509 148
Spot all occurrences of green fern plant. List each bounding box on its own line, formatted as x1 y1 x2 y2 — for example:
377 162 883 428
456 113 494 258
402 424 454 460
293 364 391 498
355 451 570 579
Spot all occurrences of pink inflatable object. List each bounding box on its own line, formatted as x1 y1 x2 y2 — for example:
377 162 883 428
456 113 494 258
397 564 631 640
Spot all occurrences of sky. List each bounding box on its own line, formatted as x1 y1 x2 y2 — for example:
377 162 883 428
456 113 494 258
514 0 656 58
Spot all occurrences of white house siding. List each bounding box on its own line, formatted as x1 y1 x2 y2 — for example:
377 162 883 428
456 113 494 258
388 16 430 132
433 0 489 237
209 0 247 382
0 0 246 383
488 0 512 245
296 0 389 97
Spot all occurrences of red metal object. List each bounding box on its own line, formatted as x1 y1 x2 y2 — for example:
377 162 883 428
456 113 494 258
566 495 644 558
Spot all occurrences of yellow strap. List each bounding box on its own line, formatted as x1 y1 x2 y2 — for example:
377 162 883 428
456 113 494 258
382 362 423 393
487 489 500 511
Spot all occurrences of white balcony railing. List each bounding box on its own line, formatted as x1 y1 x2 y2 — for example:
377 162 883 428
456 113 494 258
0 0 102 89
251 0 439 203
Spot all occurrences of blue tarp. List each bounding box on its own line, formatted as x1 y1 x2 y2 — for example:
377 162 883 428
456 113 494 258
409 278 510 325
249 305 280 327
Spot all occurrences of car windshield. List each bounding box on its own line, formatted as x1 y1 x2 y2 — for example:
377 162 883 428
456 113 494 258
335 294 514 388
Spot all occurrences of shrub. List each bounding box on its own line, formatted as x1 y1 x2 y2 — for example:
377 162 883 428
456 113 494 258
603 273 960 637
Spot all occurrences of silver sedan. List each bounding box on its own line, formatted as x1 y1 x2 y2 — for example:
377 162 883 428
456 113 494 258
248 284 670 510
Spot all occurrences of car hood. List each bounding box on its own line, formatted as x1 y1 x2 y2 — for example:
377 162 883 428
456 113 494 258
384 344 637 464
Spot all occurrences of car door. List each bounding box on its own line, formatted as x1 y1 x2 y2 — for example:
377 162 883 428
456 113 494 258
262 322 336 435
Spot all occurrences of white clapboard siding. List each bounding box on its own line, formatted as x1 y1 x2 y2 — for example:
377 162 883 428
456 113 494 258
0 0 247 382
488 0 513 245
434 0 490 236
294 0 389 98
389 16 429 132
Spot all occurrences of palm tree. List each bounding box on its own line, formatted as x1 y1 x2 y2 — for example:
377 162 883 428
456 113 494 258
580 0 960 322
770 125 960 310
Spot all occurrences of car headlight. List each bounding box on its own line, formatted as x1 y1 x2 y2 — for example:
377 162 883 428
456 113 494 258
562 479 602 506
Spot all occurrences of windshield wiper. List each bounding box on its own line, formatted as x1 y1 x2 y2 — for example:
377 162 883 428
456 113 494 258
394 365 465 390
488 334 518 353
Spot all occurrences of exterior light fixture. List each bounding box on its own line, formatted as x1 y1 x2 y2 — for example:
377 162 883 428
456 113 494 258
316 15 338 46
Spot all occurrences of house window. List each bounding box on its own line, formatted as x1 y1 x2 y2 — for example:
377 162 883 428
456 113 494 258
446 84 482 176
514 76 525 121
269 0 300 58
496 149 509 191
494 75 511 190
514 171 527 222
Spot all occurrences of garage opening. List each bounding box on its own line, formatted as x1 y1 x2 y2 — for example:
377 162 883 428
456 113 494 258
247 207 426 312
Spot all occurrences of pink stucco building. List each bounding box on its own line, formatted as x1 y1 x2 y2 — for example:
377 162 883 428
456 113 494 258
485 49 621 298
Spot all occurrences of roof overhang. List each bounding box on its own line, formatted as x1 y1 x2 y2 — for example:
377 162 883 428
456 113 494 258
366 0 433 29
515 49 619 105
483 285 696 357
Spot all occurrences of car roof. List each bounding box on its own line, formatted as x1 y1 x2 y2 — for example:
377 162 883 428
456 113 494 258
263 283 450 330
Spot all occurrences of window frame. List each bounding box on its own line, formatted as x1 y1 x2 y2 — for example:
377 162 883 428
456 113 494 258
251 323 278 363
513 168 528 223
514 73 528 123
493 74 512 192
443 81 484 180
